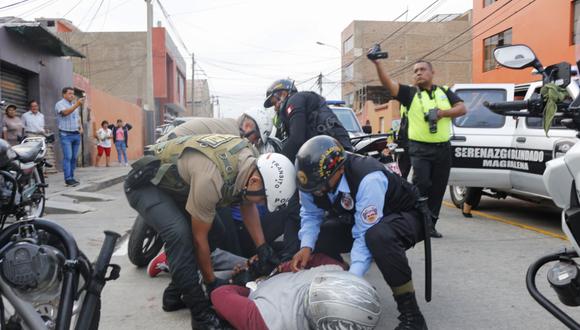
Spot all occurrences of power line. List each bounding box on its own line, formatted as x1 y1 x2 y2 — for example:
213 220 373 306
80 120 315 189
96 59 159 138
84 0 105 31
390 0 535 79
0 0 32 11
62 0 83 18
155 0 190 54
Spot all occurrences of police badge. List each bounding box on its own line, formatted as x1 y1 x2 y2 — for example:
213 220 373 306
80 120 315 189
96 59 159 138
341 193 354 211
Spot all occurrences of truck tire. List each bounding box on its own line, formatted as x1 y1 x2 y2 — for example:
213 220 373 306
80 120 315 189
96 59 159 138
128 215 163 267
449 186 482 210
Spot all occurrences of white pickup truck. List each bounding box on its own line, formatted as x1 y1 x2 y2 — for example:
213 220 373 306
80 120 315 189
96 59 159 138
447 80 579 209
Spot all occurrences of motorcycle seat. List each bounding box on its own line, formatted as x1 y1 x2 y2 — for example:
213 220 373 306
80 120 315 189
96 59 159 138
12 142 42 163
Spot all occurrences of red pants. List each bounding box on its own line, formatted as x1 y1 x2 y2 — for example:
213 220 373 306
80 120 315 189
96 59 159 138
211 253 346 330
97 145 111 157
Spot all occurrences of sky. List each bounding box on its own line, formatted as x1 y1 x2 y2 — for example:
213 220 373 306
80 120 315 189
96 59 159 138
0 0 473 118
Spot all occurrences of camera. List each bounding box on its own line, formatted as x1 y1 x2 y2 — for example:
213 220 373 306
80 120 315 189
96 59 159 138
367 44 389 61
424 108 438 134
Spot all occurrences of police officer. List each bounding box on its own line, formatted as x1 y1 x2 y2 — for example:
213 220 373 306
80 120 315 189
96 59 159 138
371 58 466 238
125 134 295 330
291 135 428 330
263 79 353 162
157 114 301 260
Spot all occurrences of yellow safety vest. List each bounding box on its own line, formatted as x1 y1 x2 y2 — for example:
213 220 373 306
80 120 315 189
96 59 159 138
403 86 453 143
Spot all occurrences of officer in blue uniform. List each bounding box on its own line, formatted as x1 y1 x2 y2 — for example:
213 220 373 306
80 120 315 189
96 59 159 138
291 135 428 330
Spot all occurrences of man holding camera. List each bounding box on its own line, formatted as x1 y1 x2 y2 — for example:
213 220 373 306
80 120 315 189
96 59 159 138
371 57 466 238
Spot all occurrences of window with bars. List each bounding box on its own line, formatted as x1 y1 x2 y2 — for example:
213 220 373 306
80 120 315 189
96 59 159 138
483 28 512 72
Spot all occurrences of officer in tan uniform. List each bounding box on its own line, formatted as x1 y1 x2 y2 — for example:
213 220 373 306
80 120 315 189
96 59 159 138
125 134 295 330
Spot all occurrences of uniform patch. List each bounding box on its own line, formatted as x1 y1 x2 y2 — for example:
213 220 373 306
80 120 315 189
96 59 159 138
341 193 354 211
286 105 294 115
361 205 379 224
297 170 308 186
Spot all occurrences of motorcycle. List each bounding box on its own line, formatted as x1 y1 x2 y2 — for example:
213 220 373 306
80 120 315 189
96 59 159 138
484 44 580 329
0 138 121 329
0 133 54 225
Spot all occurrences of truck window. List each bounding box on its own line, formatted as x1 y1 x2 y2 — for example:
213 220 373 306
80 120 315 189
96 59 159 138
453 89 506 128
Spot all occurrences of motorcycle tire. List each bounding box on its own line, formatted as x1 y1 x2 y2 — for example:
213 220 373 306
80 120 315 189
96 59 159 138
28 168 45 218
128 215 163 267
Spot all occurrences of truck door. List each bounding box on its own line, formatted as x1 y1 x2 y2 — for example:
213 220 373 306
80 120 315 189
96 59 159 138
449 84 516 190
510 82 578 198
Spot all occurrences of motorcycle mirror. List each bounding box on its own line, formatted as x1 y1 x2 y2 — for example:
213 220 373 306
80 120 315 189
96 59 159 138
494 44 540 70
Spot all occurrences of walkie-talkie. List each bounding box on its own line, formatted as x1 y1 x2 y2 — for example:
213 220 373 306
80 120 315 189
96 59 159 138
367 43 389 60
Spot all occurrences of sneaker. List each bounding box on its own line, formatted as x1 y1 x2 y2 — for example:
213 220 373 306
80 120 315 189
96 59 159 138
65 179 79 187
147 251 169 277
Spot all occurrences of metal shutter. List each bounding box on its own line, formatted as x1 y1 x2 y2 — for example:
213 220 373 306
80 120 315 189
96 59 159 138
0 63 29 114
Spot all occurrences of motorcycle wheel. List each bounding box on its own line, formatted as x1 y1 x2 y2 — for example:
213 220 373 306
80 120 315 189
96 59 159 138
27 168 45 218
128 215 163 267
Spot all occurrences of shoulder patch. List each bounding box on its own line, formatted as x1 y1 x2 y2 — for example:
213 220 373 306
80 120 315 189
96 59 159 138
361 205 379 224
286 105 294 115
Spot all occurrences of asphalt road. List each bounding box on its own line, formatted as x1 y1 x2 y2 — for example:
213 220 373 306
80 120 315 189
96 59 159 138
51 184 578 330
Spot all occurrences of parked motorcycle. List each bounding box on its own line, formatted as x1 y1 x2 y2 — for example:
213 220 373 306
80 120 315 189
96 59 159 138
0 137 121 329
485 44 580 329
0 134 54 226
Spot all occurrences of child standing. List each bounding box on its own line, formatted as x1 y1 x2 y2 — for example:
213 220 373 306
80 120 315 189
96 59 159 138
96 121 112 167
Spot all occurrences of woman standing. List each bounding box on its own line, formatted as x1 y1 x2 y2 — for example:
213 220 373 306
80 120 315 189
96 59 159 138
109 119 132 166
96 120 113 167
3 105 24 146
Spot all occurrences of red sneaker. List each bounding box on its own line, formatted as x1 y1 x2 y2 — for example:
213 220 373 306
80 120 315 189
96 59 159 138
147 250 169 277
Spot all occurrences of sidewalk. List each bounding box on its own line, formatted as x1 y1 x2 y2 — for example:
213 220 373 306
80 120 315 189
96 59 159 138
44 165 131 214
46 164 131 196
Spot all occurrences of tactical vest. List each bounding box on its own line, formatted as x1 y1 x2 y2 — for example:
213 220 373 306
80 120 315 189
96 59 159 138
150 134 257 206
282 92 353 151
313 154 419 223
404 86 452 143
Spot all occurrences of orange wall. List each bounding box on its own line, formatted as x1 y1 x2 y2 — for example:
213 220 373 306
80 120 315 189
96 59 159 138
89 87 145 163
153 28 167 99
472 0 576 84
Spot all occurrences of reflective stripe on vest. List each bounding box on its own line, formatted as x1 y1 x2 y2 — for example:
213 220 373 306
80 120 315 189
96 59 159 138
407 86 452 143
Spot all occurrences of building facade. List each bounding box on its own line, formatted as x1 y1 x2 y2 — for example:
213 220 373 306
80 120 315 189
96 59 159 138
341 12 472 133
186 79 213 117
59 25 187 128
472 0 577 84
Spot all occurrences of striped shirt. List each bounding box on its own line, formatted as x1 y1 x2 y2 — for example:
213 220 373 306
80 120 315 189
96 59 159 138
55 99 80 132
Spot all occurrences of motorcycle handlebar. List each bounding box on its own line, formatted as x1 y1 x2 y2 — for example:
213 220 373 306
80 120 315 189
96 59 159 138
526 249 580 329
483 100 530 113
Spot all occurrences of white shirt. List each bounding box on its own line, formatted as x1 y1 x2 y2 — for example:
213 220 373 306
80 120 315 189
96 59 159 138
21 111 45 133
97 128 113 148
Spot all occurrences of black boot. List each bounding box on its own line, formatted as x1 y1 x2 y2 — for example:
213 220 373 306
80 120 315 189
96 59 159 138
430 217 442 238
182 289 229 330
394 292 428 330
162 282 186 312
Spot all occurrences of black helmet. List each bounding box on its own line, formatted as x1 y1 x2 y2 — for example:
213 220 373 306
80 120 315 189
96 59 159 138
295 136 346 193
263 79 297 108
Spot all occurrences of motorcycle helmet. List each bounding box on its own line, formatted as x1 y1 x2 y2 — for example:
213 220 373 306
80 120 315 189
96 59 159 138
305 271 381 329
256 153 296 212
295 136 346 193
263 79 297 108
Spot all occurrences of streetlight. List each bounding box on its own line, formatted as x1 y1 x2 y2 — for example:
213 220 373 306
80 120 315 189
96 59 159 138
316 41 340 53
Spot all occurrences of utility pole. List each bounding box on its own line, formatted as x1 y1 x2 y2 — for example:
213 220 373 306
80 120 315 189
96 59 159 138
145 0 155 142
317 72 323 95
191 52 195 115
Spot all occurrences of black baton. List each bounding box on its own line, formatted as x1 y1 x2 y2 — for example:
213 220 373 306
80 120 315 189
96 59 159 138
417 197 432 302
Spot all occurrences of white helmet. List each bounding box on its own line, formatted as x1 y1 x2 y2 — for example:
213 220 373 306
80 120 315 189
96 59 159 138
306 271 381 330
255 108 274 144
256 153 296 212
